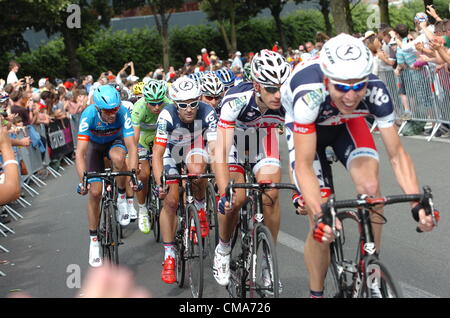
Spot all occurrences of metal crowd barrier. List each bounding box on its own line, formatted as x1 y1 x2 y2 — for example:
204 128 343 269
378 64 450 141
1 119 77 277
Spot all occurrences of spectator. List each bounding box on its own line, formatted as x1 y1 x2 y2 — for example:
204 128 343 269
38 78 49 92
7 61 20 85
363 30 383 75
378 28 397 71
0 124 21 205
305 41 319 57
209 51 218 66
9 90 32 126
201 48 211 67
231 51 243 72
272 41 279 52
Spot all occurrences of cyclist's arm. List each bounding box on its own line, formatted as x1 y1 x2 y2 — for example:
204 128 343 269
293 128 323 216
379 125 420 199
124 135 138 171
152 143 165 186
75 138 89 182
133 125 141 146
215 125 234 196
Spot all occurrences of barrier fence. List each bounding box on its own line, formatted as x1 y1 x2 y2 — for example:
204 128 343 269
378 64 450 141
0 118 76 276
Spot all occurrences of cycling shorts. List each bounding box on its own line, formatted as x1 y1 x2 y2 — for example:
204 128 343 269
86 138 126 183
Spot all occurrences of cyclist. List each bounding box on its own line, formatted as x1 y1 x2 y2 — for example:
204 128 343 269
152 77 218 284
214 49 291 288
281 33 438 298
216 68 236 93
132 79 171 233
200 72 224 115
129 82 145 104
242 64 252 82
76 85 139 267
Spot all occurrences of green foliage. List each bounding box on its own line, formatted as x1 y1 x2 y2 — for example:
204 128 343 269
284 10 326 46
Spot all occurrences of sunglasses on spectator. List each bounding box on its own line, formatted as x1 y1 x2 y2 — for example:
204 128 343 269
177 101 199 109
204 95 222 101
147 101 164 107
262 85 281 94
329 78 368 93
97 106 120 114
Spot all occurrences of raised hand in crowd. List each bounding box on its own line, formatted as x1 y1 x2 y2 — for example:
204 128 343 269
426 5 442 22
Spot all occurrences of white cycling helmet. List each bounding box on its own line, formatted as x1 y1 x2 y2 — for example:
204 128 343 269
201 72 224 96
168 77 201 102
251 49 291 85
319 33 373 80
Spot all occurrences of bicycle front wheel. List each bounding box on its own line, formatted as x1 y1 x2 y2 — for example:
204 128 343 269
205 181 219 265
148 176 161 242
362 257 401 298
186 204 204 298
250 223 279 298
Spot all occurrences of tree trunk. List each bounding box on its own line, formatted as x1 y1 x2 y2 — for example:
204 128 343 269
230 6 237 53
218 21 232 53
272 8 287 53
161 16 170 73
320 0 333 36
378 0 390 27
330 0 353 34
62 29 81 77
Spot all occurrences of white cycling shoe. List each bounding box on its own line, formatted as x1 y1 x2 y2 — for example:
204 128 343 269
213 245 231 286
89 238 103 268
127 199 138 221
117 196 130 226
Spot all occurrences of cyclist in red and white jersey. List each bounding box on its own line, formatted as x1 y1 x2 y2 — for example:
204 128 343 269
281 33 438 298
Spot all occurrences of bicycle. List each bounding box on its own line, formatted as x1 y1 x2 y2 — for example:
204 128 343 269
205 173 219 267
82 168 139 265
139 152 162 242
225 180 298 298
162 171 215 298
322 186 439 298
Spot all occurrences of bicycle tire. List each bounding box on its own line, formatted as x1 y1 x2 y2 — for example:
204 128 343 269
205 182 219 265
99 198 110 263
148 176 161 242
186 204 204 298
176 207 186 288
250 223 279 298
228 223 246 298
324 210 360 298
361 256 402 298
111 204 120 265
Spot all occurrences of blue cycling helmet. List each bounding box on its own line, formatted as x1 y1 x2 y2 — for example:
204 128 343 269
188 72 204 86
93 85 121 110
216 68 235 87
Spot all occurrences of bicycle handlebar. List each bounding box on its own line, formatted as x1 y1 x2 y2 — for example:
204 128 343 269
161 172 215 186
320 186 436 234
82 168 139 189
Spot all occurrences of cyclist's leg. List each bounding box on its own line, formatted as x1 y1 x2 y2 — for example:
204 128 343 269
185 148 209 201
137 146 151 207
108 139 128 190
338 118 383 251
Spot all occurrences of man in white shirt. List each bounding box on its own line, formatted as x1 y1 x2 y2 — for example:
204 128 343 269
7 61 20 85
231 51 243 72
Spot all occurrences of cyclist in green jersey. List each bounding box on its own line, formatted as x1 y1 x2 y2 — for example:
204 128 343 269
132 79 170 233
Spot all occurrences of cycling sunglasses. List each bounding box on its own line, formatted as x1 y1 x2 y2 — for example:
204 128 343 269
262 85 281 94
147 100 164 107
204 95 222 101
329 78 368 93
97 106 120 114
177 101 199 109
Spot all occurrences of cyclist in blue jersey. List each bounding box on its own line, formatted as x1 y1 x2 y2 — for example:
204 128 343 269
281 33 438 298
216 68 236 92
75 85 139 267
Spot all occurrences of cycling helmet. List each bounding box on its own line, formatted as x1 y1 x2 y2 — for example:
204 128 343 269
319 33 373 80
216 68 235 87
188 72 204 86
243 64 252 82
93 85 121 110
251 49 291 85
132 81 145 96
143 79 167 103
201 73 224 96
168 77 201 102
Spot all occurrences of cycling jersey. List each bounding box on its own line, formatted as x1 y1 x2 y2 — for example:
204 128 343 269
154 102 218 178
77 104 134 144
131 97 168 150
218 82 284 174
281 59 395 198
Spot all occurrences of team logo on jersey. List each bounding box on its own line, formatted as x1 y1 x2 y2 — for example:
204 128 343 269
336 44 362 61
365 86 390 106
229 96 247 112
302 89 323 110
79 118 89 132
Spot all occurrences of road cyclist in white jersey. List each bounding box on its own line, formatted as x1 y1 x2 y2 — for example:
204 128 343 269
214 49 291 290
200 72 225 115
281 33 439 298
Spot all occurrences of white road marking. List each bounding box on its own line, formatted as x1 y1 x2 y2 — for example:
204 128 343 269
277 230 440 298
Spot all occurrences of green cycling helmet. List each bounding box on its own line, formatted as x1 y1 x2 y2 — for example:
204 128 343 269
143 79 168 103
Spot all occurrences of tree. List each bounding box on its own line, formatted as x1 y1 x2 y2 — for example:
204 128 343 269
147 0 184 72
257 0 290 52
330 0 353 34
379 0 390 27
200 0 260 54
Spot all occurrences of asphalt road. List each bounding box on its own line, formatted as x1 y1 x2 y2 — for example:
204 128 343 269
1 134 449 298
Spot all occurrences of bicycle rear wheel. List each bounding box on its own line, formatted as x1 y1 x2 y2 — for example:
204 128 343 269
186 204 204 298
148 176 161 242
205 181 219 265
250 223 279 298
228 223 246 298
362 257 402 298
